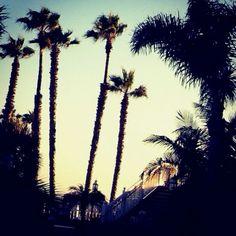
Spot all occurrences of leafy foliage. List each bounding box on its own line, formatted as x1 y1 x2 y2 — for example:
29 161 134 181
0 5 8 39
0 36 34 59
0 115 49 235
144 111 207 182
85 13 127 42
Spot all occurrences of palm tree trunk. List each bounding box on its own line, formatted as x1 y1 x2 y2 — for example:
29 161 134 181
207 92 225 185
84 41 112 193
110 93 129 202
3 56 19 121
103 40 112 84
84 84 108 192
32 48 43 181
49 44 60 205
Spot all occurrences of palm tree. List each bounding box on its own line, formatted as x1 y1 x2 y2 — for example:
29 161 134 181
144 111 207 183
0 37 34 121
130 0 236 182
84 14 127 193
108 68 147 202
48 26 79 204
17 7 60 180
0 5 8 40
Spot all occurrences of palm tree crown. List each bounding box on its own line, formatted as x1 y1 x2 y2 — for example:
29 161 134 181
17 7 60 49
48 26 79 47
0 36 34 59
85 13 127 83
85 13 127 53
109 68 147 97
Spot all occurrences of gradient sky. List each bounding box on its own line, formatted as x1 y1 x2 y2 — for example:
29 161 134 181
0 0 202 199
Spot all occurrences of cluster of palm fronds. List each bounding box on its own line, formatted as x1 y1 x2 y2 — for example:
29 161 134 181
142 109 236 187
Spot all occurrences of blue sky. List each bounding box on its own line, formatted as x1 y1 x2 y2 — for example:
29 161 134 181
0 0 201 199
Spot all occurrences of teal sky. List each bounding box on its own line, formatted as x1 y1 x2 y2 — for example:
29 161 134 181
0 0 201 199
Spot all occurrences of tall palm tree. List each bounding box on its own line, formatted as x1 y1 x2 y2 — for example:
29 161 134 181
84 14 127 193
0 5 8 40
108 68 147 202
17 7 60 180
130 0 236 182
0 37 34 121
47 26 79 204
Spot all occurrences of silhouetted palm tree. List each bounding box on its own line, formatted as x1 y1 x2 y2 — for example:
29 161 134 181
0 5 8 40
0 37 34 121
108 68 147 202
131 0 236 181
84 14 127 193
219 112 236 185
17 7 60 179
48 26 79 204
144 111 207 183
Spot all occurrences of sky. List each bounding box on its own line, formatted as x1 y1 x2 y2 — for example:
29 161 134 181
0 0 202 199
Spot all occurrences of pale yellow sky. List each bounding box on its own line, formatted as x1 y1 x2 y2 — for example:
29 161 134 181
0 0 202 199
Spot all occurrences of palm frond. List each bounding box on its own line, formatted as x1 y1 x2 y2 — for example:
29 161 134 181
129 85 147 98
109 75 124 87
16 17 33 31
21 46 35 58
0 5 8 38
70 38 80 45
144 134 175 149
107 84 122 93
0 52 6 58
175 110 197 130
47 12 60 29
142 158 162 176
84 30 99 41
117 23 128 35
122 68 128 80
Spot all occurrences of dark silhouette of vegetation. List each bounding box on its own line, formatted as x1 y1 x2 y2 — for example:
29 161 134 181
108 68 147 202
0 37 34 121
48 26 79 206
131 0 236 185
0 5 8 40
84 14 127 194
144 111 207 183
0 115 49 236
1 2 236 235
